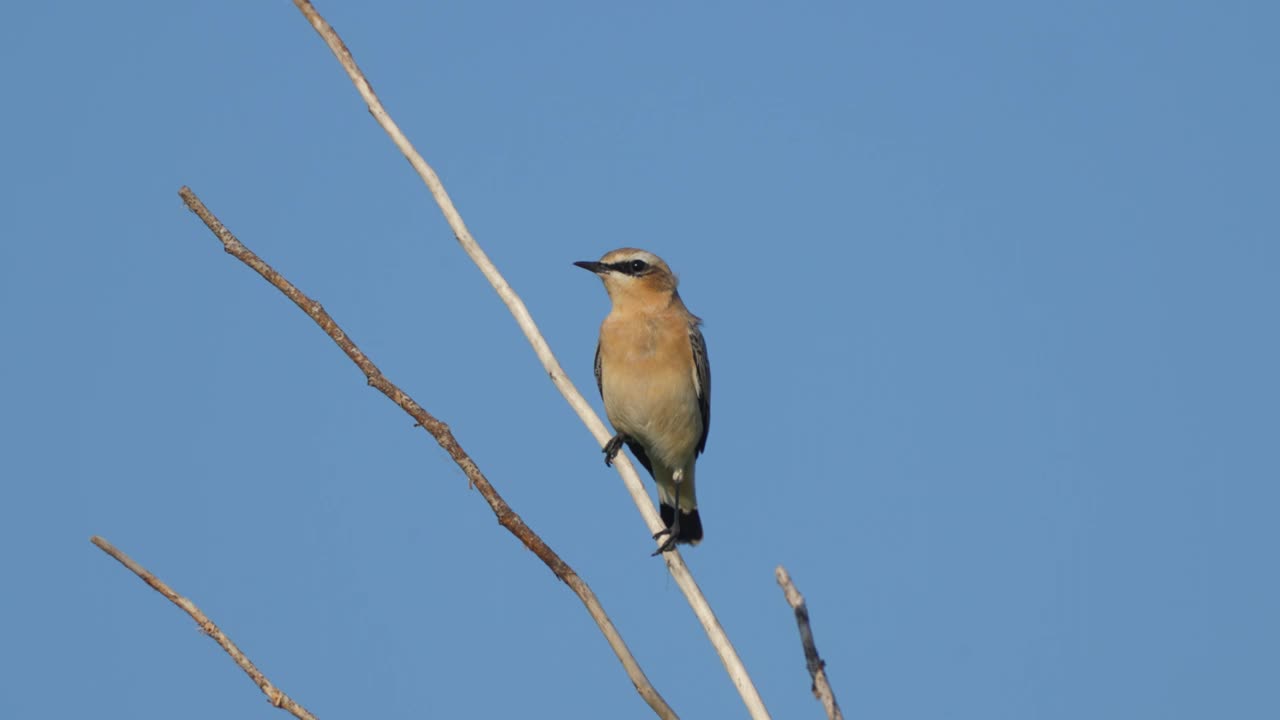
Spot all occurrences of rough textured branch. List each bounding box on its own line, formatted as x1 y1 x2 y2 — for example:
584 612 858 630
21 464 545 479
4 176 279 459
775 566 844 720
289 3 770 717
90 536 318 720
178 187 676 720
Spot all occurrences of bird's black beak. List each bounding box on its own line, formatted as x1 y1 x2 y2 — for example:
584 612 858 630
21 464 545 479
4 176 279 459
574 260 608 274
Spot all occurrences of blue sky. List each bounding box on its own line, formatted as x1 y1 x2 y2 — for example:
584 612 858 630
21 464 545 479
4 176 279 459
2 1 1277 718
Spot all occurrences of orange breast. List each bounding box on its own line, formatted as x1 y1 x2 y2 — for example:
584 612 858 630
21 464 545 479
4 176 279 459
598 311 702 467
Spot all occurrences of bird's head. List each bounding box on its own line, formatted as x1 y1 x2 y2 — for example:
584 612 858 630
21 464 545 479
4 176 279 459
574 248 679 308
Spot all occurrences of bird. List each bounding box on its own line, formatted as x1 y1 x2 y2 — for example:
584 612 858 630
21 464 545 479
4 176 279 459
575 248 710 554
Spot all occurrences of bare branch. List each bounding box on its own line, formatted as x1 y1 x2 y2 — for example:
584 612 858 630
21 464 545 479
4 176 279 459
775 566 844 720
90 536 319 720
177 187 676 719
288 3 771 716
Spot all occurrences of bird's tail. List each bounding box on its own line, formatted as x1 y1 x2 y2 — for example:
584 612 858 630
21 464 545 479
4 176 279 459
660 503 703 545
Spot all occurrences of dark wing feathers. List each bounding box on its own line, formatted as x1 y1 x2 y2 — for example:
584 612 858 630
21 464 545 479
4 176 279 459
624 439 655 477
594 341 603 397
690 323 711 455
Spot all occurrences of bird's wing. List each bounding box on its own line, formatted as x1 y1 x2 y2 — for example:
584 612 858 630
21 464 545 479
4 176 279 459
690 322 711 454
594 341 603 397
624 439 655 477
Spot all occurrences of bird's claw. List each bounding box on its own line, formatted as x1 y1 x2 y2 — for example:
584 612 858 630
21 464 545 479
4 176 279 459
650 527 677 556
603 434 626 467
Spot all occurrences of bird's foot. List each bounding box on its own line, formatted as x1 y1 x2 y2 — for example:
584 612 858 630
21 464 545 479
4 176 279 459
650 513 681 556
603 434 627 467
651 528 678 556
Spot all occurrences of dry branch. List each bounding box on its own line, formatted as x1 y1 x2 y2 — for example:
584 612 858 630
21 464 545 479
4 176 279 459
177 187 675 719
776 566 844 720
288 2 771 716
90 536 319 720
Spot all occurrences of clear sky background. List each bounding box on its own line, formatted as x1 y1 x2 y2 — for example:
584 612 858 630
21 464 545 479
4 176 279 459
2 2 1276 718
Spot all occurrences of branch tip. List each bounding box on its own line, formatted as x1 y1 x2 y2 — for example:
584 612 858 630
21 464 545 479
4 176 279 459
776 565 844 720
91 536 319 720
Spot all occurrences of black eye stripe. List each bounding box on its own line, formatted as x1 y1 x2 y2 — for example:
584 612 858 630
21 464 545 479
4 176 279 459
609 259 652 276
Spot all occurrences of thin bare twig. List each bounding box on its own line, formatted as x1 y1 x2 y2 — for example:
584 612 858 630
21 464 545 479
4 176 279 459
90 536 319 720
288 3 770 717
775 566 844 720
177 187 676 719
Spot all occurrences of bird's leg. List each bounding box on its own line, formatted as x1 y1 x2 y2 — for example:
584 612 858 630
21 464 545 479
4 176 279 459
603 434 629 466
652 473 683 555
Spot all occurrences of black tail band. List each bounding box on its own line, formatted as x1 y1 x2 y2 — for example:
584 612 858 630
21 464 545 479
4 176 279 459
659 503 704 545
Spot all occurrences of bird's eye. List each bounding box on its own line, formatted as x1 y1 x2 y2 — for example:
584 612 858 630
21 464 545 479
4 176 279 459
628 259 649 273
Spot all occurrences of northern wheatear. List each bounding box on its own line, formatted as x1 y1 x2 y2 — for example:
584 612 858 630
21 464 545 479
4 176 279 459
575 248 710 554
